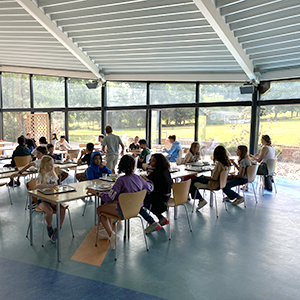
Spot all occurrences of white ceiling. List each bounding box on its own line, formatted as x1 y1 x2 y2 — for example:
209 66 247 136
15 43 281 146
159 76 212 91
0 0 300 82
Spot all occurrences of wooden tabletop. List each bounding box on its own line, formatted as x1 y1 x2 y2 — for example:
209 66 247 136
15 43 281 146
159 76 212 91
28 179 104 204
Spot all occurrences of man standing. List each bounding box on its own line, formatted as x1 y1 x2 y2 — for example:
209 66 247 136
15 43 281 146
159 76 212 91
102 126 124 173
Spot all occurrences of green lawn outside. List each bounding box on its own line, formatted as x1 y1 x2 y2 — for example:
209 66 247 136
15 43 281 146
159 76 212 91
69 118 300 147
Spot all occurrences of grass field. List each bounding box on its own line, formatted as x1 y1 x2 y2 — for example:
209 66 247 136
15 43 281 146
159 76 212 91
69 118 300 147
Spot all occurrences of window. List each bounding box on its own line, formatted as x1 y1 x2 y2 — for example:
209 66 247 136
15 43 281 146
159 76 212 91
107 82 146 106
51 112 65 139
261 80 300 100
68 78 101 107
2 73 30 108
3 112 30 142
68 111 101 145
33 75 64 108
198 107 251 157
106 110 146 146
150 83 195 105
200 83 251 103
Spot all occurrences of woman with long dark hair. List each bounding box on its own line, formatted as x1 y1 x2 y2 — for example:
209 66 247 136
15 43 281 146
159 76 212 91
190 145 231 211
223 145 251 205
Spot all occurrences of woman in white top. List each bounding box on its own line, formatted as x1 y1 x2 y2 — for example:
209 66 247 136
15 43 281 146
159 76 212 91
250 134 275 190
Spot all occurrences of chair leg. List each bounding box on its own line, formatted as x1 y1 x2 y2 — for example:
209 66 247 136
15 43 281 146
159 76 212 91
222 192 228 211
6 184 12 205
167 209 171 240
183 204 192 232
273 178 277 194
214 192 218 218
192 190 198 213
138 216 149 251
67 208 74 238
242 189 246 208
250 182 258 203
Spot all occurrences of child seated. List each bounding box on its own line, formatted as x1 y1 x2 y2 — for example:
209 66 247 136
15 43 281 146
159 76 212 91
86 151 112 180
137 139 151 169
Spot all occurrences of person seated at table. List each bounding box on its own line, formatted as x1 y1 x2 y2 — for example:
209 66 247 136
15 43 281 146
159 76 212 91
249 134 275 191
11 146 47 186
75 143 94 182
36 155 66 243
182 142 201 164
127 135 140 155
47 144 69 182
25 138 35 152
223 145 251 205
139 153 172 233
85 151 112 180
86 155 154 249
164 135 182 162
55 135 72 150
95 134 104 152
32 136 48 157
6 135 31 186
26 132 37 149
137 139 151 169
51 132 58 145
190 145 231 211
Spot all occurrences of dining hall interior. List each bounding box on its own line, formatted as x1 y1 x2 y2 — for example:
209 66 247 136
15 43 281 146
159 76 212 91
1 0 300 299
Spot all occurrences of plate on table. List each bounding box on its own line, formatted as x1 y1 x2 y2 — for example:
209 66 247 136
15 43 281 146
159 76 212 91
87 183 113 192
185 166 203 172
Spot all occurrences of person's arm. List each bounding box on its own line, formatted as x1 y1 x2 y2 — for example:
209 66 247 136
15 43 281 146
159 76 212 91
230 159 239 170
250 146 268 163
182 152 192 164
120 143 125 156
230 167 245 179
165 143 176 155
100 164 112 174
12 161 35 177
36 177 58 189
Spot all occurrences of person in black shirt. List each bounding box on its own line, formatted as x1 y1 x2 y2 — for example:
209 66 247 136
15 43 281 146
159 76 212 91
76 143 94 182
139 153 172 233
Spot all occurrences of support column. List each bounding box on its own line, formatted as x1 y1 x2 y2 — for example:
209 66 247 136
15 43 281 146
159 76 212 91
249 87 259 154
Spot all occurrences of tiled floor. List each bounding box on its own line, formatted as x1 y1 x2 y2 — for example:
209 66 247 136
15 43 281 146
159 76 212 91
0 174 300 300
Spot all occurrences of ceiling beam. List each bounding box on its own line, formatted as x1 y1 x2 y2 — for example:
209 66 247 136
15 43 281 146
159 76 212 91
192 0 258 83
14 0 104 81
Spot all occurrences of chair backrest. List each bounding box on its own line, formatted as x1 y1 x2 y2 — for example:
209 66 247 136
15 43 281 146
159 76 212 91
68 152 78 160
14 155 32 168
54 166 60 175
176 157 182 165
247 164 258 183
219 170 229 189
27 179 38 205
178 149 183 159
145 154 151 163
172 179 191 206
266 158 277 174
118 189 147 220
79 143 86 148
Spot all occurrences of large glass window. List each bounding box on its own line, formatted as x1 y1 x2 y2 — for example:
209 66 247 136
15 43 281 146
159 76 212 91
198 107 251 158
200 83 251 103
106 110 146 146
3 112 30 142
261 80 300 100
68 111 101 145
151 108 195 148
150 83 195 105
107 82 146 106
51 111 65 139
33 75 64 108
2 73 30 108
68 78 101 107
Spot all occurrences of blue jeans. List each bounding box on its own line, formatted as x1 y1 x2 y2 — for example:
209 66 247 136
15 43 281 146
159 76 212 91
190 176 209 200
223 178 248 200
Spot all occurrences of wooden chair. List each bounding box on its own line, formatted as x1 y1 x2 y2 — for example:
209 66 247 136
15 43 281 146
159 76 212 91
192 170 229 218
95 189 148 261
68 152 78 160
26 179 74 247
79 143 86 148
0 181 12 205
259 158 277 196
243 164 259 206
13 155 32 168
167 179 192 240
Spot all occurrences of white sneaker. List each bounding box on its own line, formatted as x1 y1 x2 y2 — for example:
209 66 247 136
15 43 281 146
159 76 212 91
109 231 119 250
232 196 244 206
98 229 109 240
196 199 207 210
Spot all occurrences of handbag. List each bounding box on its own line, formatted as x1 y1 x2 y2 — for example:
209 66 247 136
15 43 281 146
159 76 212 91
257 162 268 175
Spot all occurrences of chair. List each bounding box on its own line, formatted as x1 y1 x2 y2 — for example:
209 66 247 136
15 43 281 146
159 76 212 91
259 158 277 196
79 143 86 148
14 155 32 168
95 189 148 261
68 152 78 160
175 157 182 165
167 179 192 240
243 164 259 206
26 179 74 247
192 170 229 218
0 181 12 205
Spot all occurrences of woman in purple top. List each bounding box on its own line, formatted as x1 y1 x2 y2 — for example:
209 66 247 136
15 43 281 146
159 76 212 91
87 155 153 249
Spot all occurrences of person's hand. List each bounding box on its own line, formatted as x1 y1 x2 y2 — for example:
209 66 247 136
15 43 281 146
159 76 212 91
147 169 153 174
100 163 104 168
86 188 97 195
230 158 234 163
81 149 86 155
138 157 143 162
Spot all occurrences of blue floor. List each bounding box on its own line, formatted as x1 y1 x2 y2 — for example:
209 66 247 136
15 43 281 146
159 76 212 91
1 174 300 300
